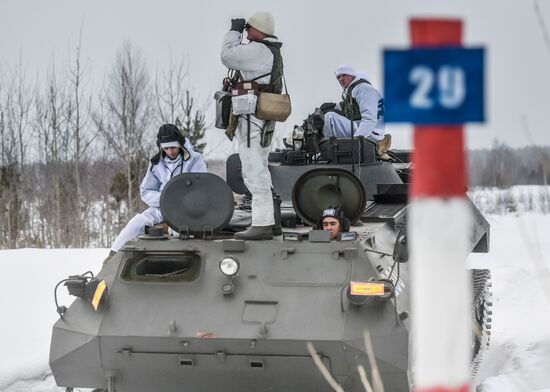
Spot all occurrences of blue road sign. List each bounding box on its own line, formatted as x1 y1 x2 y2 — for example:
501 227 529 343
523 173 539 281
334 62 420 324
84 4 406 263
383 47 485 124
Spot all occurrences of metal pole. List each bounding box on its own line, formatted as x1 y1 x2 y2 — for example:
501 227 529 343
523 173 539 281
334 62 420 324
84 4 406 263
409 18 471 392
350 97 355 174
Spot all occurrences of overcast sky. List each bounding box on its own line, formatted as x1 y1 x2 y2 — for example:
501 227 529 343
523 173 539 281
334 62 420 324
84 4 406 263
1 0 550 151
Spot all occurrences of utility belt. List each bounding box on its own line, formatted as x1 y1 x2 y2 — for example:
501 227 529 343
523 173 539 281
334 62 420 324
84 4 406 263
231 80 291 123
214 72 292 149
231 81 261 116
215 78 291 126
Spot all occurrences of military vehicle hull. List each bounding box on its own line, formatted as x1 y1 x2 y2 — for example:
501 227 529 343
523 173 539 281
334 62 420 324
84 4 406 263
50 140 491 391
51 232 411 391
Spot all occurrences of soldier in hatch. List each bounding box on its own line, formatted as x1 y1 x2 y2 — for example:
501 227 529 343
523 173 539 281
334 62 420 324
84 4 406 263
316 207 351 240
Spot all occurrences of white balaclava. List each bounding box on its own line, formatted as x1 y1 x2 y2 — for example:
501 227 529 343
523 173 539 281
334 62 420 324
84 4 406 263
335 64 356 77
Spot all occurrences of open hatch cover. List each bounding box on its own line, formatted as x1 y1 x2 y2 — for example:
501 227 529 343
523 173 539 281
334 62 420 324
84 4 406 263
160 173 235 234
292 168 366 226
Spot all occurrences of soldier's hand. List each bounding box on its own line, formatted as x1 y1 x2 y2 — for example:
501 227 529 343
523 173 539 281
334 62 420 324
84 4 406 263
320 102 337 114
231 18 246 33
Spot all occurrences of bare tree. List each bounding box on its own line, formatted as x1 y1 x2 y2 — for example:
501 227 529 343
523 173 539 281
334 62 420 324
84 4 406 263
535 0 550 55
96 41 151 219
153 55 207 152
34 62 68 247
3 56 33 166
154 54 188 125
0 58 32 248
66 24 96 246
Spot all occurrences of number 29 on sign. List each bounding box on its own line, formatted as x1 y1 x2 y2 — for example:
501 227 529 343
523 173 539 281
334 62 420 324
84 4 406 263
409 65 465 110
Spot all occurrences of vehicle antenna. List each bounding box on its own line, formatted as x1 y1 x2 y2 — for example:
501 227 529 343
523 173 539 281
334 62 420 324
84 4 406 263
350 90 356 174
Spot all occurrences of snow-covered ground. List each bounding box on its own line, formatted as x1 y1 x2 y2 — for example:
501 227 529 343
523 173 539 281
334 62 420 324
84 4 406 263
469 213 550 391
469 186 550 215
1 191 550 391
0 249 105 392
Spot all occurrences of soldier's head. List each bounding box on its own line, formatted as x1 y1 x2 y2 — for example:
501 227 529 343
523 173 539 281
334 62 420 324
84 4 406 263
335 64 356 89
245 11 275 41
317 207 350 239
157 124 188 160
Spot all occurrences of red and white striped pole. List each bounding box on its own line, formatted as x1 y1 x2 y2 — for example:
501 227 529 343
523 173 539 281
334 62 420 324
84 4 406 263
409 19 472 392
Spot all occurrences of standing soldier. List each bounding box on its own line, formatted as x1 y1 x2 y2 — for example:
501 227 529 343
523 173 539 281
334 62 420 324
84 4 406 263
221 11 283 240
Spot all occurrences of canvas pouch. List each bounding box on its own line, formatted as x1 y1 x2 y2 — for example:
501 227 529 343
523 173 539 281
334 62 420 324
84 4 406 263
256 92 292 122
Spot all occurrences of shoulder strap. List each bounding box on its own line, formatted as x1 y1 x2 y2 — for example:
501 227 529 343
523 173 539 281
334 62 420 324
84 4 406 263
234 70 244 83
250 71 272 82
346 79 371 101
226 41 286 93
281 74 289 94
256 40 284 94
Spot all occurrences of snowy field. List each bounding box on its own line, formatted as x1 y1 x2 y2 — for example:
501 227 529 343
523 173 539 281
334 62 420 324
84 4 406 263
0 249 105 392
469 213 550 392
1 188 550 391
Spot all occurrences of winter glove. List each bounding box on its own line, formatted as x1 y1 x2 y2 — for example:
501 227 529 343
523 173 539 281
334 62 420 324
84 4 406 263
320 102 337 114
231 18 246 33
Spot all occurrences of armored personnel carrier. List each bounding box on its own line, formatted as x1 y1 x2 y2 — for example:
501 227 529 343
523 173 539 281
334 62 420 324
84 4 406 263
49 126 491 392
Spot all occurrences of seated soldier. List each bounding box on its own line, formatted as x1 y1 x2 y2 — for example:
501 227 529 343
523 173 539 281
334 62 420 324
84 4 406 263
105 124 207 263
322 64 391 160
316 207 351 240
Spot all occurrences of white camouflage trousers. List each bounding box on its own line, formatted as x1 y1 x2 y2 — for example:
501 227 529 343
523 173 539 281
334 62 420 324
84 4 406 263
111 207 163 251
323 111 385 142
236 115 274 227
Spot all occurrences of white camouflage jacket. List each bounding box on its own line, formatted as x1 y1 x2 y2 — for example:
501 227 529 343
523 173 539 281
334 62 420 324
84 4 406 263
140 142 207 208
338 76 385 138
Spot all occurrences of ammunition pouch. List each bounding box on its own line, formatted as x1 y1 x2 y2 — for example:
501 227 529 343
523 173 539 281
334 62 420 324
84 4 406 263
231 82 259 116
341 99 362 121
224 114 238 141
319 137 377 164
268 149 307 166
214 90 232 130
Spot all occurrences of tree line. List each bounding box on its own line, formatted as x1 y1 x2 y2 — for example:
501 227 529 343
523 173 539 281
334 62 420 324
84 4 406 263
468 141 550 188
0 40 207 249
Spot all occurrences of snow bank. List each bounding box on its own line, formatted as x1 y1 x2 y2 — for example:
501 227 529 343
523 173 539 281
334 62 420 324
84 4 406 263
468 214 550 391
469 186 550 215
0 248 105 390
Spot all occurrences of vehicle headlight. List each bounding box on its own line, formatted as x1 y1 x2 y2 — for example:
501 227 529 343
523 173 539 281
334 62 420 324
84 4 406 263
219 257 240 276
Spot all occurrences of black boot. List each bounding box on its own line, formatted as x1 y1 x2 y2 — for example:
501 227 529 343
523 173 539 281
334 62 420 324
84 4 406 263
234 226 274 240
272 193 282 236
